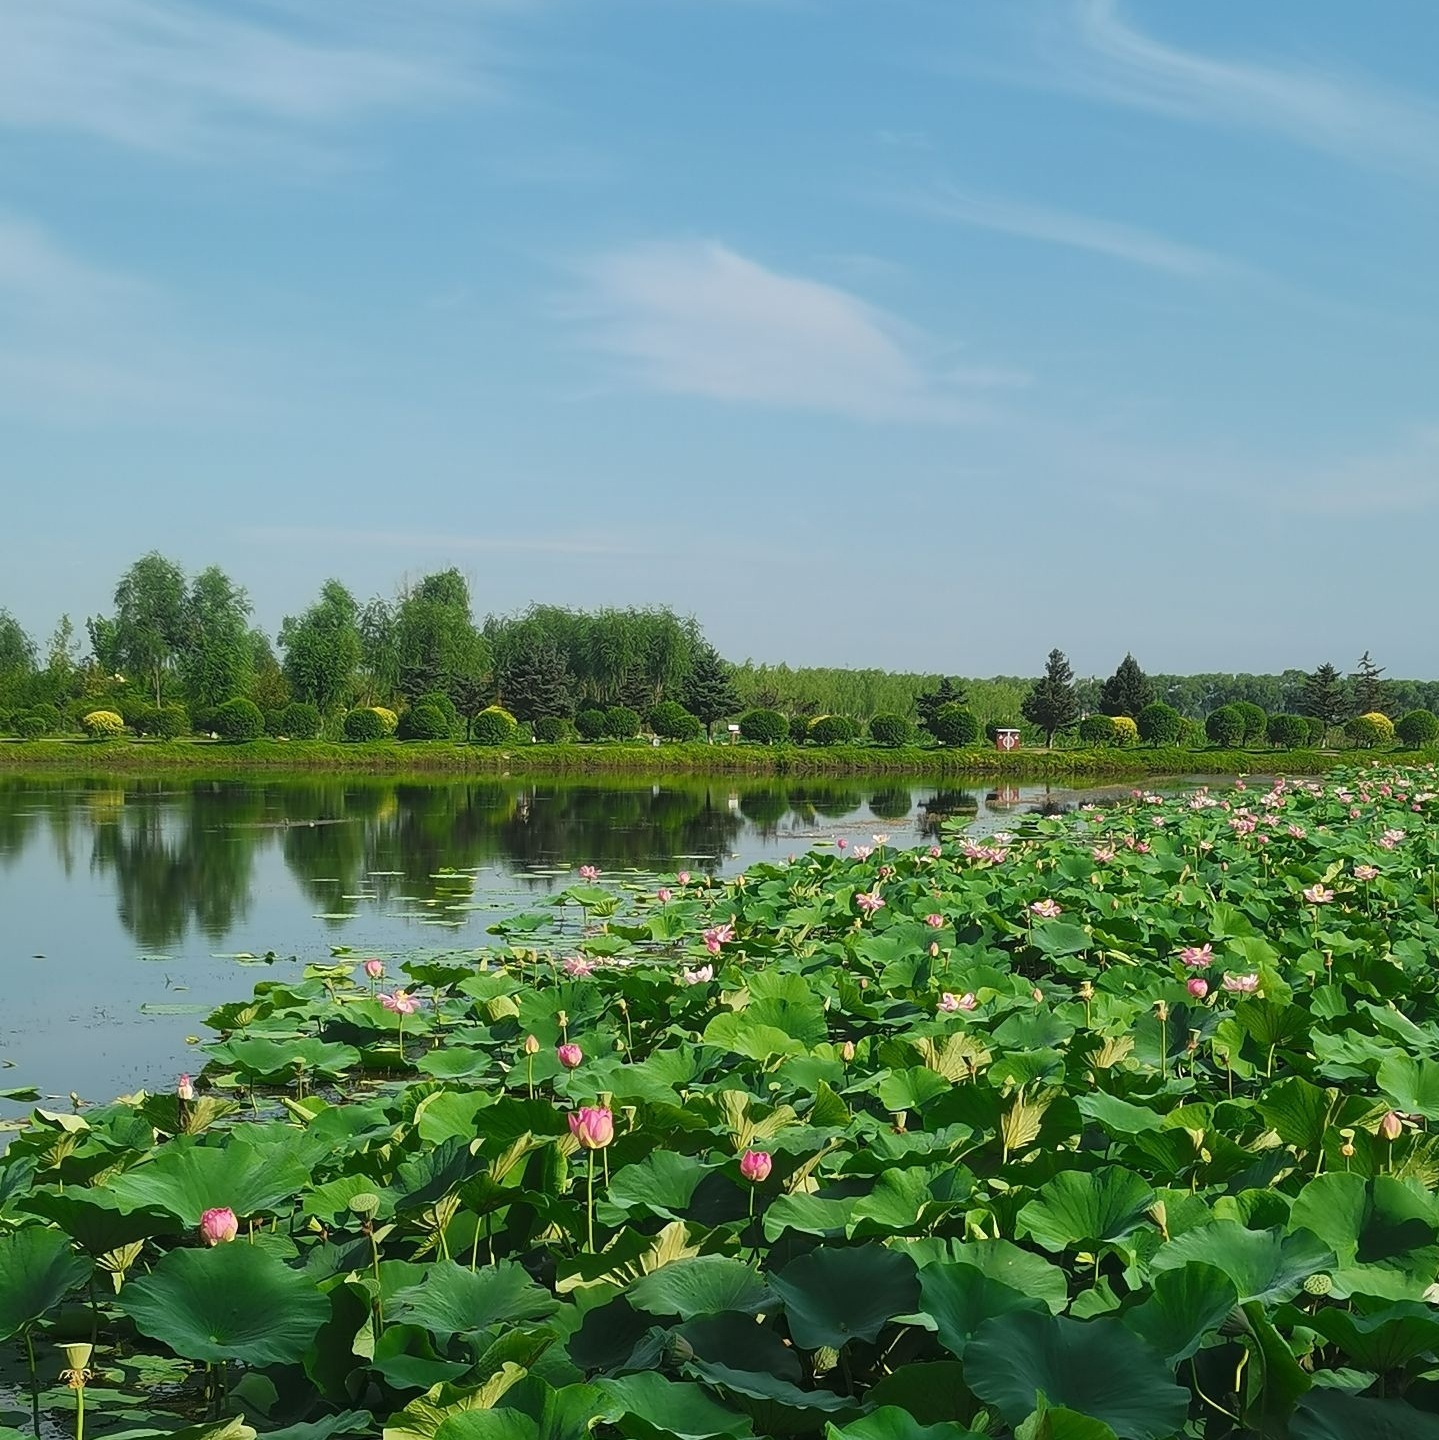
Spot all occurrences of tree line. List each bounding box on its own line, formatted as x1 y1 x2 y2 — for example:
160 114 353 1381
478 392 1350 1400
0 553 1436 747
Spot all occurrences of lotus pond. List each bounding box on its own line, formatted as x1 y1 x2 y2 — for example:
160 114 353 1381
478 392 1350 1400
3 766 1439 1440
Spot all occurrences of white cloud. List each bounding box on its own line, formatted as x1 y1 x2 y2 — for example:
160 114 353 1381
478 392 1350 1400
567 240 1012 422
1051 0 1439 179
0 0 478 160
900 186 1228 277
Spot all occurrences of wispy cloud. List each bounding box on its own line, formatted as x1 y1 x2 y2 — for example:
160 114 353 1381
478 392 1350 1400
1044 0 1439 179
565 239 1017 422
0 0 481 161
899 185 1228 277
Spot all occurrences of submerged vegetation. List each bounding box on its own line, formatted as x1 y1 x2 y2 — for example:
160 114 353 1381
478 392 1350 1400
3 765 1439 1437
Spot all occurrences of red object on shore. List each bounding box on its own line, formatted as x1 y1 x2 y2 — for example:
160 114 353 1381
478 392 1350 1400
994 728 1021 751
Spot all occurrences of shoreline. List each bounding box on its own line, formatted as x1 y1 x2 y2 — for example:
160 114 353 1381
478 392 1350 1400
0 736 1402 781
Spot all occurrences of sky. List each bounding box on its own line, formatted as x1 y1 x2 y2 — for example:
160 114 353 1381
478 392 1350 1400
2 0 1437 677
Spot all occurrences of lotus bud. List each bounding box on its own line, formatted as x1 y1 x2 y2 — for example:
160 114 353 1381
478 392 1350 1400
1154 999 1169 1022
739 1150 772 1184
523 1034 540 1055
199 1207 238 1246
568 1106 614 1150
1078 981 1093 1001
1380 1110 1403 1142
1031 987 1044 1004
557 1043 583 1069
176 1073 195 1102
842 1041 856 1062
929 942 939 957
1187 977 1208 999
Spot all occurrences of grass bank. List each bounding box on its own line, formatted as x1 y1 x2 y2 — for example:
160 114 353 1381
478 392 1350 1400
0 735 1411 780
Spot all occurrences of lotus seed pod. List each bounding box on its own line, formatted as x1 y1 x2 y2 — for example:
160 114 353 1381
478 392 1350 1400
1303 1273 1333 1297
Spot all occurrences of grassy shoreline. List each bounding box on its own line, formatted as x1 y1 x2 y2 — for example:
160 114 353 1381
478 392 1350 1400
0 735 1408 780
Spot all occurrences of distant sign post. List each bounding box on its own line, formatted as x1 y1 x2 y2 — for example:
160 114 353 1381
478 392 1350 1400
994 728 1021 752
727 724 741 746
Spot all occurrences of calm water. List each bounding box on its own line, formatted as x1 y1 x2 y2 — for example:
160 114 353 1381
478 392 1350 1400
0 773 1171 1115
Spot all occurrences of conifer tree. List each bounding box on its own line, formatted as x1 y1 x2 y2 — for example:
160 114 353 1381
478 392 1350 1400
1300 662 1349 746
1350 651 1390 717
1022 649 1081 747
1099 653 1155 718
681 644 742 741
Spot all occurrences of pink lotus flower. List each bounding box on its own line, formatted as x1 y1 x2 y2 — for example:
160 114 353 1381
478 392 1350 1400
656 887 673 904
1302 884 1334 905
1179 944 1213 968
1379 829 1406 850
939 991 976 1013
1091 844 1116 863
1187 977 1209 999
1134 841 1151 855
852 845 873 861
928 846 942 859
855 890 885 915
678 870 691 885
836 838 847 851
739 1150 772 1184
556 1043 583 1069
924 913 945 928
702 922 735 954
1030 899 1062 919
938 992 960 1013
363 959 385 980
1229 815 1256 834
578 865 599 882
872 833 890 846
563 956 595 978
1287 825 1306 839
176 1073 195 1102
380 989 420 1015
682 964 714 985
1379 1110 1404 1142
568 1106 614 1150
1354 864 1380 881
199 1207 238 1246
1222 973 1260 993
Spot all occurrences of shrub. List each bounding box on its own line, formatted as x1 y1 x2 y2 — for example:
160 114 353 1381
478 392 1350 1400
1205 705 1245 748
81 709 125 740
1232 701 1268 744
472 706 518 746
371 706 399 737
788 715 812 745
278 702 322 741
13 712 47 740
27 703 62 735
133 703 189 740
1111 715 1139 747
739 708 788 745
399 704 451 741
1178 717 1206 748
1346 711 1395 748
1396 710 1439 748
343 707 387 742
928 704 979 747
869 712 914 747
1078 714 1120 746
1304 716 1327 747
214 697 264 742
575 709 607 741
807 714 858 747
1266 713 1310 748
1136 702 1183 746
414 691 458 735
602 705 641 740
649 701 702 741
533 715 574 744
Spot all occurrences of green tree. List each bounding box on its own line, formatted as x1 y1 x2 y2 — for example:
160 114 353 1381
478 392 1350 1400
1266 713 1309 748
1300 662 1349 746
681 643 742 741
1205 705 1246 747
178 566 253 711
916 677 966 736
1021 649 1080 747
279 580 362 715
0 609 36 710
928 703 980 746
1350 651 1390 717
110 552 189 704
1396 710 1439 748
498 632 575 722
394 569 490 707
41 615 81 706
1136 702 1183 746
1099 653 1154 718
357 598 400 706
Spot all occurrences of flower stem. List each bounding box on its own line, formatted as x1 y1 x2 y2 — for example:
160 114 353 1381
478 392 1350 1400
586 1154 596 1254
24 1329 39 1438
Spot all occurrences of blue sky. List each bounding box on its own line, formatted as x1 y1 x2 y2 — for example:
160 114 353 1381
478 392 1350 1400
2 0 1436 676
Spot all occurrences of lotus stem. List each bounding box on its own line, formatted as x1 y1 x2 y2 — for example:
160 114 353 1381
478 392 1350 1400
586 1153 596 1254
24 1330 39 1438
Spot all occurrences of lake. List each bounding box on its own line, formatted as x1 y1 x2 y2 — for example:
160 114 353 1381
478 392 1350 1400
0 772 1189 1116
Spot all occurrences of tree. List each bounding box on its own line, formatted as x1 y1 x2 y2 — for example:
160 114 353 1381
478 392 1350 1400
1205 705 1245 747
1136 702 1183 746
1099 653 1154 718
42 615 80 705
279 580 362 714
1350 651 1391 717
0 610 36 710
1267 713 1309 749
498 632 574 723
916 678 967 736
928 704 980 746
394 569 489 707
1300 663 1349 746
681 643 742 741
111 552 189 704
1396 710 1439 748
357 598 400 706
178 566 253 711
1021 649 1080 747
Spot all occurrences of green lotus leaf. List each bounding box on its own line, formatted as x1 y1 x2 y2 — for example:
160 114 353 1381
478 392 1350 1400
220 1035 361 1079
263 1411 376 1440
965 1312 1189 1440
601 1150 709 1222
1257 1076 1339 1153
1017 1167 1157 1252
1291 1389 1439 1439
825 1407 985 1440
0 1225 92 1340
913 1260 1047 1358
594 1372 755 1440
1121 1261 1237 1364
120 1242 327 1365
770 1244 920 1349
878 1068 951 1114
389 1259 558 1336
21 1188 177 1252
1074 1092 1164 1136
625 1256 772 1320
1377 1054 1439 1120
1290 1174 1439 1297
1147 1222 1334 1304
107 1136 311 1226
1309 1301 1439 1373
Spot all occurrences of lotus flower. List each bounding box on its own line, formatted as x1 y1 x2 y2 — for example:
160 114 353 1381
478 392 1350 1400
836 838 847 850
924 913 945 928
176 1073 195 1102
683 964 714 985
1187 977 1209 999
563 956 595 978
380 989 420 1014
569 1106 614 1150
1302 884 1334 904
852 845 873 861
578 864 599 882
199 1207 238 1246
678 870 691 885
1380 1111 1404 1142
739 1150 772 1184
702 922 735 954
557 1043 583 1069
657 887 673 904
1379 828 1406 849
928 845 942 858
363 958 385 979
1354 864 1380 881
1030 898 1062 919
1178 944 1213 968
1222 973 1260 993
872 833 890 846
855 890 885 915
